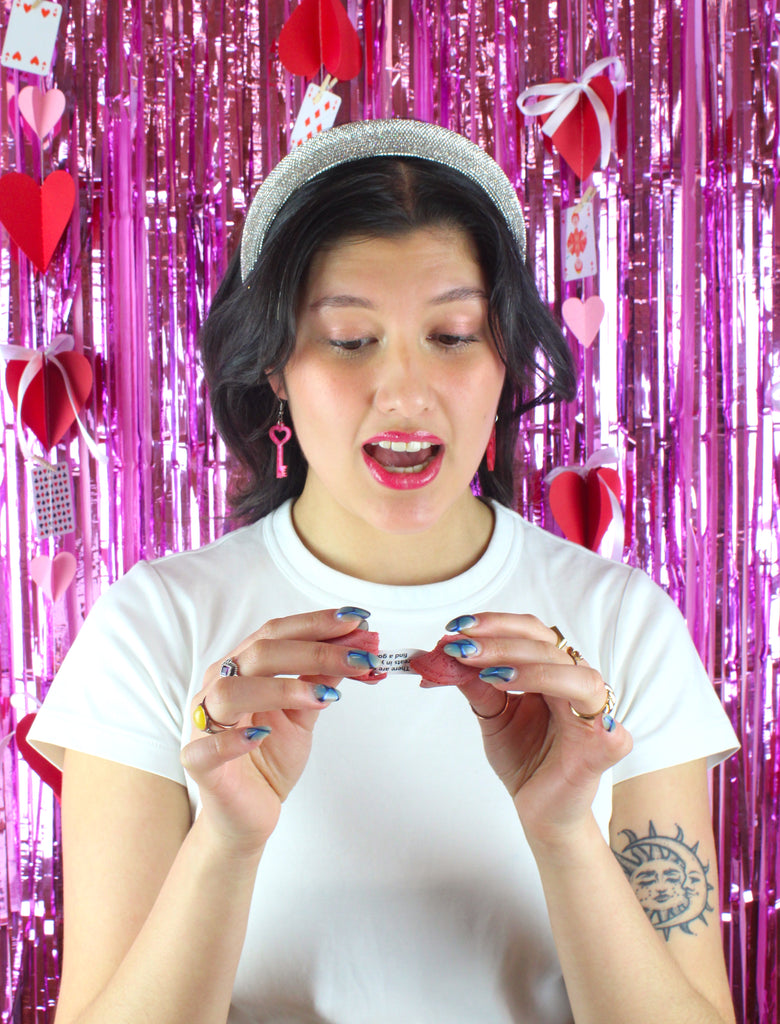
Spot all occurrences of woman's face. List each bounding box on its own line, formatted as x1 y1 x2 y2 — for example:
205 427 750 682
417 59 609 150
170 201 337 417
279 225 506 542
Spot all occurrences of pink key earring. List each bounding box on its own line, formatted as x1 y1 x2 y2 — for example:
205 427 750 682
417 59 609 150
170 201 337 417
269 400 292 479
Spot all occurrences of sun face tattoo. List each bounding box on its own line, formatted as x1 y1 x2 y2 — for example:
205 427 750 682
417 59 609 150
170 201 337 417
613 822 714 940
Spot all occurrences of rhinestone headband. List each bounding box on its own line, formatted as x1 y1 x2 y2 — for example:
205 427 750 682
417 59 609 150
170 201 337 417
240 119 527 282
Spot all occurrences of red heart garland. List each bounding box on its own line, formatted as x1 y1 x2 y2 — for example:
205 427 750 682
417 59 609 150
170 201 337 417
548 466 621 551
5 351 93 450
278 0 362 80
15 712 62 800
537 76 615 180
0 170 75 272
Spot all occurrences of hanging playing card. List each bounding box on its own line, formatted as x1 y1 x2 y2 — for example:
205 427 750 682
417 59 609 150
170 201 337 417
562 199 597 281
31 461 75 538
1 0 63 76
290 82 341 147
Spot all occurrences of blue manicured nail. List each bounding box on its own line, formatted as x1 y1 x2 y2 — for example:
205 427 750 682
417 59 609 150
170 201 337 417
347 649 381 670
446 615 478 632
478 666 516 683
244 726 271 742
336 606 371 620
443 640 479 658
602 713 616 733
313 684 341 703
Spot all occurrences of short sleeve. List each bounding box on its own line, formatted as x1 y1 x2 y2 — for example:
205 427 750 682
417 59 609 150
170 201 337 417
610 568 739 783
27 561 192 784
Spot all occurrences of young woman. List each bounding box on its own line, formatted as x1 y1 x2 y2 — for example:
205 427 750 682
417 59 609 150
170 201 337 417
30 120 738 1024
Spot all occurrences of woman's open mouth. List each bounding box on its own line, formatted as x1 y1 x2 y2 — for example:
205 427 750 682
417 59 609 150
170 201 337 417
362 434 444 490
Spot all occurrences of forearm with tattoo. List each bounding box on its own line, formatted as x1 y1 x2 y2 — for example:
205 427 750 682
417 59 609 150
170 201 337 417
613 821 714 941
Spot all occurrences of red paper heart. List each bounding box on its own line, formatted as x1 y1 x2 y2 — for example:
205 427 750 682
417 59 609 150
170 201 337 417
278 0 362 80
0 170 75 272
5 351 93 449
548 467 621 551
30 551 77 602
15 713 62 800
539 76 615 180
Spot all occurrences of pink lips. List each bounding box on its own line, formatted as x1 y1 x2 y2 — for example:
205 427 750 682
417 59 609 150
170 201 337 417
362 431 444 491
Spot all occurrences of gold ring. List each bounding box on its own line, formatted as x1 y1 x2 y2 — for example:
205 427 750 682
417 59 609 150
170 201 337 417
551 625 584 666
570 683 615 721
470 692 510 720
551 625 568 649
193 697 238 734
565 646 583 665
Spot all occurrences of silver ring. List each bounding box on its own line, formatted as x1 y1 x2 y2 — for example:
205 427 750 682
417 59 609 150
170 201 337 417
220 657 239 677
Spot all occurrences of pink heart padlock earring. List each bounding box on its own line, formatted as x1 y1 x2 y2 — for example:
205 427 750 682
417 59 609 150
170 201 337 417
269 400 292 479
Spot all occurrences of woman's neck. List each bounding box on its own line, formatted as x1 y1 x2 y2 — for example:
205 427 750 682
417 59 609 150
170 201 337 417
290 492 496 586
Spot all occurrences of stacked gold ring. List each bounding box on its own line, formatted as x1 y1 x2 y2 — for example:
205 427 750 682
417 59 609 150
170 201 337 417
569 683 616 721
551 625 584 666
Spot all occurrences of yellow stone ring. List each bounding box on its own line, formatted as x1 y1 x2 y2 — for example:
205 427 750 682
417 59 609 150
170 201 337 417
193 696 238 734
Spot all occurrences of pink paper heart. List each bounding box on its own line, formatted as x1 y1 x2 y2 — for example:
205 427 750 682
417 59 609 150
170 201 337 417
562 296 605 347
17 86 65 139
30 551 76 602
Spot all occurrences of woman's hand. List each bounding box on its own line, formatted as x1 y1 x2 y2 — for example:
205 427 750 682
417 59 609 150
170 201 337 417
440 613 633 846
181 607 378 857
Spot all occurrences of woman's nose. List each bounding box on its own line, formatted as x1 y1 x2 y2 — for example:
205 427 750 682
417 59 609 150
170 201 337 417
372 341 434 416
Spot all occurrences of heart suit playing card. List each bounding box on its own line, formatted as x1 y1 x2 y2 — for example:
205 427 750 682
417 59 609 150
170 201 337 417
1 0 63 76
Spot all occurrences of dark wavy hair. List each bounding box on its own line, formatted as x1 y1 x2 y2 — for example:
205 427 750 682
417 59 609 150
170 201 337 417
199 156 575 524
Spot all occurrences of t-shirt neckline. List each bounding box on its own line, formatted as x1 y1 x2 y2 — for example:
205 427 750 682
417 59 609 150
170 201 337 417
263 498 520 613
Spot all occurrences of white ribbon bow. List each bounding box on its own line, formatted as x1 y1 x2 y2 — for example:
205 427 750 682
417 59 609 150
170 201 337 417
0 334 106 464
545 447 625 561
517 57 624 173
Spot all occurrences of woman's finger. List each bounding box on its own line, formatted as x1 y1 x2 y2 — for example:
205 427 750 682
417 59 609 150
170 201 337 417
458 677 515 726
231 606 373 655
445 612 552 642
181 723 272 778
192 670 345 728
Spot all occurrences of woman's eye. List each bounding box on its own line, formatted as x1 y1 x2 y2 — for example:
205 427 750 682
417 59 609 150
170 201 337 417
430 333 478 347
328 338 373 352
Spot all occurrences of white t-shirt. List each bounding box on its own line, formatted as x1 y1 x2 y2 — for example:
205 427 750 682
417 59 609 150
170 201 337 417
30 501 738 1024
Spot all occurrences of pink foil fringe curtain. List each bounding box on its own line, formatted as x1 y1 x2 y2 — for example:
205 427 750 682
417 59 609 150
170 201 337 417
0 0 777 1020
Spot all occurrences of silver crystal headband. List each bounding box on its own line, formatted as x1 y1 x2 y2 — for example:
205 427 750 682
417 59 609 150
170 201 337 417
240 119 527 282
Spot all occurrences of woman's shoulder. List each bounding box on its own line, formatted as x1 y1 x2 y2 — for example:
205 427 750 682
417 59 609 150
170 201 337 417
126 507 282 593
494 501 637 586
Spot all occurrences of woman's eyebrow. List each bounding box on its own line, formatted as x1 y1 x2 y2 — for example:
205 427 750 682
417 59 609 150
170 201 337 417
429 286 488 305
309 286 487 311
308 294 373 310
